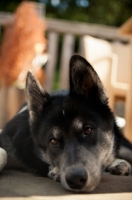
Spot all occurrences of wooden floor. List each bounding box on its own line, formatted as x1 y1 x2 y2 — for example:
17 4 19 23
0 170 132 198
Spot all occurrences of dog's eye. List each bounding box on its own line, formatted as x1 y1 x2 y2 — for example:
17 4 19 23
50 138 59 146
83 125 93 135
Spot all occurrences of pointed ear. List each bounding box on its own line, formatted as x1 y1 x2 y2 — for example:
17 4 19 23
26 71 50 122
69 54 107 103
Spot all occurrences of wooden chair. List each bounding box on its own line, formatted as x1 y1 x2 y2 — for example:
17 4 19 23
112 42 132 143
82 35 132 142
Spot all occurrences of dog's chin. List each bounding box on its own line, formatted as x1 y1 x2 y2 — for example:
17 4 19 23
65 185 97 193
61 182 99 193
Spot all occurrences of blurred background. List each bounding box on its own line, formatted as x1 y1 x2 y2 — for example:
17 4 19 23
0 0 132 142
0 0 132 26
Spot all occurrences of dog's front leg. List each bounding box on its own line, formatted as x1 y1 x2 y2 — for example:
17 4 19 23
0 148 7 171
48 166 60 182
107 159 131 176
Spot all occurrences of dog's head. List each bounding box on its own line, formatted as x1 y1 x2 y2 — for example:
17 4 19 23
26 55 116 192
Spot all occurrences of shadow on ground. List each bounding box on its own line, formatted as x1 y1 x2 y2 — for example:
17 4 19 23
0 170 132 197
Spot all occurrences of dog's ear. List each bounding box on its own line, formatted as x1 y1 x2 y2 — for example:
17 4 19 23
26 71 50 122
69 54 107 103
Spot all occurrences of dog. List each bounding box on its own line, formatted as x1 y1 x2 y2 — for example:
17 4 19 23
0 54 131 192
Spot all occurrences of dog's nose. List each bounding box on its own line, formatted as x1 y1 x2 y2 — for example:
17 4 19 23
65 167 87 189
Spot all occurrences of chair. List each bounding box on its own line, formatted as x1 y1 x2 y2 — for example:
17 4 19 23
82 35 132 142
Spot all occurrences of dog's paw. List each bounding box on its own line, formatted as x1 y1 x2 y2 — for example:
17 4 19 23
0 148 7 172
108 159 131 176
48 166 60 182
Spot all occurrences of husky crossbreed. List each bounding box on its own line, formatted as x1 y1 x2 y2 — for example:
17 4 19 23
0 55 131 192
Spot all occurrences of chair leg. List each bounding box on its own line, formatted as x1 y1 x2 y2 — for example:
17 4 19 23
0 85 9 128
124 91 132 143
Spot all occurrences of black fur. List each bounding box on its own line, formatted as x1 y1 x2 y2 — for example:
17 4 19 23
0 54 131 192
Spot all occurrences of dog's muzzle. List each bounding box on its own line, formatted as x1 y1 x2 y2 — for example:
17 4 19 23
65 166 88 190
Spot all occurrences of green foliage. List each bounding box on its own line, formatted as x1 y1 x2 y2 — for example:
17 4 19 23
0 0 21 12
0 0 132 26
42 0 132 26
0 0 38 12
